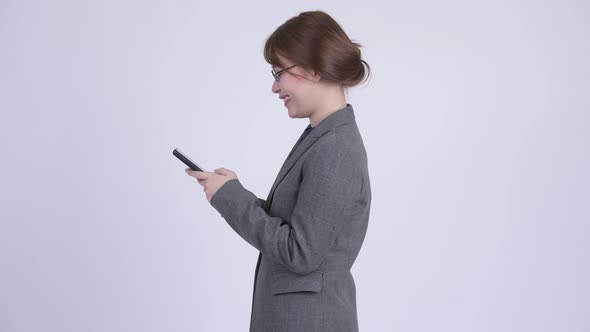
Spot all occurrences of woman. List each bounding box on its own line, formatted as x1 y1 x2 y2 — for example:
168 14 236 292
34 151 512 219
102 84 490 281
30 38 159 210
186 10 371 332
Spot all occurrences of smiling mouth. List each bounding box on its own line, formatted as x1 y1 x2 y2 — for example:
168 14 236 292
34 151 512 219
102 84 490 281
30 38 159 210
281 95 290 106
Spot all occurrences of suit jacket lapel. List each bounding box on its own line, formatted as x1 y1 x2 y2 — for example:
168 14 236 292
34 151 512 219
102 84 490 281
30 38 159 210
268 134 319 199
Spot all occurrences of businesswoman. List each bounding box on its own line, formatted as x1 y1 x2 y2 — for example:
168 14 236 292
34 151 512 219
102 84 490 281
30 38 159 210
186 10 371 332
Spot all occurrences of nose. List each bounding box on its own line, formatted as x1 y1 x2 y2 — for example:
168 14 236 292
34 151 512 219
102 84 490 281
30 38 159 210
272 80 280 94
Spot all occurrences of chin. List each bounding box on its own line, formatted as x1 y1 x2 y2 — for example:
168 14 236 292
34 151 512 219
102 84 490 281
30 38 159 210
287 107 298 119
288 107 309 120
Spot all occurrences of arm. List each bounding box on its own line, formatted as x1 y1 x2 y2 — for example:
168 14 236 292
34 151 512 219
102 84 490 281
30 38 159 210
210 142 362 275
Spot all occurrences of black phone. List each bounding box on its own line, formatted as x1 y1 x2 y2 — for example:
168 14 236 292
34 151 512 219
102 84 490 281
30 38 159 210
173 148 205 171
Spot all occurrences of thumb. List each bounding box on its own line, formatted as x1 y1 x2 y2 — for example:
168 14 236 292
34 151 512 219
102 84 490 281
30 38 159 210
214 167 231 176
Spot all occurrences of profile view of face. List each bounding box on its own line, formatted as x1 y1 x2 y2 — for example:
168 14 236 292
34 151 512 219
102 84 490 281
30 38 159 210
271 54 320 120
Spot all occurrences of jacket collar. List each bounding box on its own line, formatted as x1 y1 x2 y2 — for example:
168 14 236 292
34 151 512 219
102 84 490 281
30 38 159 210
309 103 356 138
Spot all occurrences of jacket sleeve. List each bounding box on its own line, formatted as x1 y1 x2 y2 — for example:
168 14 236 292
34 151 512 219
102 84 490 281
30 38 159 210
209 141 363 275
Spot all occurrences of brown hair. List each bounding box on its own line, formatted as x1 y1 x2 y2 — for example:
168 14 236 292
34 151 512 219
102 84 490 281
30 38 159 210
264 10 370 88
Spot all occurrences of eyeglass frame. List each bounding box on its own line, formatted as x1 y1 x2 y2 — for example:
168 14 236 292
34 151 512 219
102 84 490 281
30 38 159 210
271 64 297 82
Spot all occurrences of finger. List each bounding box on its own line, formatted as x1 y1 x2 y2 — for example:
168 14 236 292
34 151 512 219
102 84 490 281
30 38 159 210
187 171 208 181
193 171 210 180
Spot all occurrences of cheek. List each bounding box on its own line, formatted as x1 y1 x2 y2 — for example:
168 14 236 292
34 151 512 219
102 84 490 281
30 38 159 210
288 85 305 103
295 87 316 109
283 80 313 113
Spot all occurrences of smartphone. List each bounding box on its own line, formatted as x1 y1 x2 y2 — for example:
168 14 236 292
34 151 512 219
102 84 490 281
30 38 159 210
173 148 205 171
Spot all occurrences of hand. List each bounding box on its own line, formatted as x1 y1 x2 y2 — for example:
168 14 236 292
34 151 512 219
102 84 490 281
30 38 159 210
185 167 238 202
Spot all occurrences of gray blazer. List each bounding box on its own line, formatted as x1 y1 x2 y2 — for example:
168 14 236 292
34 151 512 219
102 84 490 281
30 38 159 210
210 104 371 332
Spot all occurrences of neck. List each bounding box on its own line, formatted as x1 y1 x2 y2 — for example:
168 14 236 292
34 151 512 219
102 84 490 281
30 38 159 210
309 88 348 128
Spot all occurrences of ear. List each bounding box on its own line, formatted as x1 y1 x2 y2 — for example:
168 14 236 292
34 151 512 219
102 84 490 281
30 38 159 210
312 71 322 83
306 69 321 83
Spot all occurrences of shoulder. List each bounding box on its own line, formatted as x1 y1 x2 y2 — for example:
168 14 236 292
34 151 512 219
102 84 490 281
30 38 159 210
305 123 368 174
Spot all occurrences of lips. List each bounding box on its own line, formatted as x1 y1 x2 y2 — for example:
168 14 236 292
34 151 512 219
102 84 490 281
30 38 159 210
280 95 290 106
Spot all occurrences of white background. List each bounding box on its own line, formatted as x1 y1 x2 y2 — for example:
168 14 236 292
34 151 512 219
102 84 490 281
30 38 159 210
1 0 588 331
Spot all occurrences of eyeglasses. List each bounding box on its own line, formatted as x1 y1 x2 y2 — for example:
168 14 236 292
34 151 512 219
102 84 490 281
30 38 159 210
271 64 297 82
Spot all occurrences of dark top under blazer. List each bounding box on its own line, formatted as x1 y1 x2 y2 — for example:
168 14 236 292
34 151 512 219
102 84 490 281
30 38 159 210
210 104 371 332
